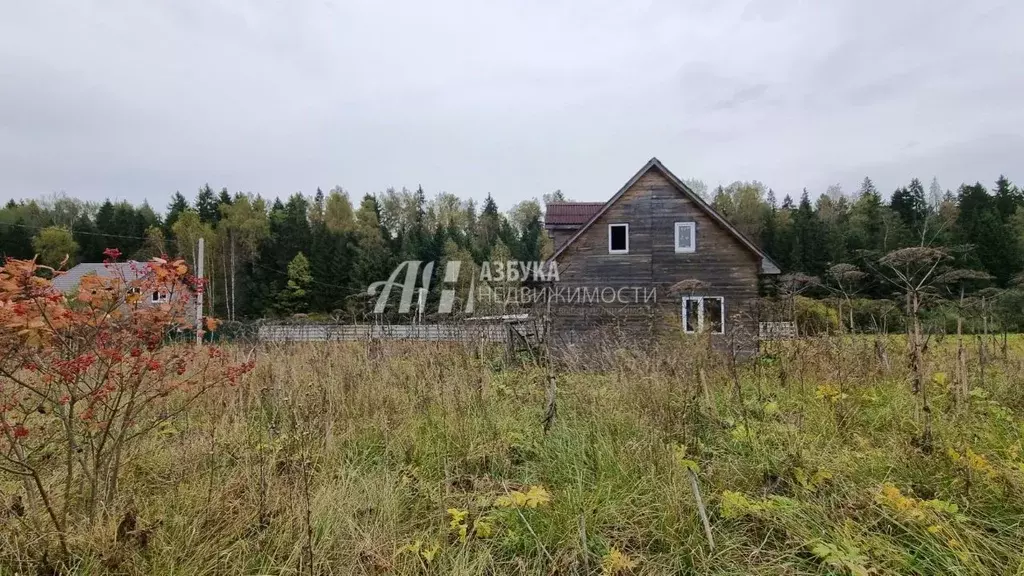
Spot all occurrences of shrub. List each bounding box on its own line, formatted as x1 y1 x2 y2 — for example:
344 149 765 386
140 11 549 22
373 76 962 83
0 253 253 555
794 296 840 335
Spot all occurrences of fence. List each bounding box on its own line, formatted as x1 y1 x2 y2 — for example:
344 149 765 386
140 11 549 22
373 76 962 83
759 321 797 340
256 322 512 343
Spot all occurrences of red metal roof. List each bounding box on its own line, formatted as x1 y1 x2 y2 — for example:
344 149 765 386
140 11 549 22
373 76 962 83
544 202 605 226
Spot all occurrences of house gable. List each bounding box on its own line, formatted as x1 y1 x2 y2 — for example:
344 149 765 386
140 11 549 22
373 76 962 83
550 157 781 274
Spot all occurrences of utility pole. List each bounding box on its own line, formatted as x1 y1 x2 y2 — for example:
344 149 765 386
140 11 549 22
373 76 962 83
196 237 205 346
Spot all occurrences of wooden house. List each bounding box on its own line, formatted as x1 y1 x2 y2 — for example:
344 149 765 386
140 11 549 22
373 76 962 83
542 157 781 350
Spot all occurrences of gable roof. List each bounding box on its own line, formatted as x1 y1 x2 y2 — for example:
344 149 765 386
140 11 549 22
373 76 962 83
549 157 781 274
51 261 148 293
544 202 604 226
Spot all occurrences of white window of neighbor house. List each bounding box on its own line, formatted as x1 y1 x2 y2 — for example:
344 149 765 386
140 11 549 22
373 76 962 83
151 291 168 304
608 223 629 254
681 296 725 334
675 221 696 253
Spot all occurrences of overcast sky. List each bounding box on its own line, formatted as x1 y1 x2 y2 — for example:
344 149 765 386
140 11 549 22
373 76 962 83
2 0 1022 211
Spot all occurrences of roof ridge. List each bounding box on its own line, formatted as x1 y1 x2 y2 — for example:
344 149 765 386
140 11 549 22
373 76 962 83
548 158 780 274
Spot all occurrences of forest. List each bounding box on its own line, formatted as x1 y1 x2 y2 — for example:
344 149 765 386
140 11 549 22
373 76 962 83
1 174 1022 326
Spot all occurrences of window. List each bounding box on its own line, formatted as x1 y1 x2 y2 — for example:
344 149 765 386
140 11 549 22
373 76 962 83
675 222 696 253
684 298 700 333
151 291 168 304
703 297 723 333
608 223 629 254
681 296 724 334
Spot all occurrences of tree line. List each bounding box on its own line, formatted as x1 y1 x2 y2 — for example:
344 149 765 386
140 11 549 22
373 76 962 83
0 173 1021 324
0 185 547 320
715 175 1023 289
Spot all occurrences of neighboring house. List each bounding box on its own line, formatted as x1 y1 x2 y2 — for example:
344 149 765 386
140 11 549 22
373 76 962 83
53 262 184 308
544 201 604 252
543 157 781 350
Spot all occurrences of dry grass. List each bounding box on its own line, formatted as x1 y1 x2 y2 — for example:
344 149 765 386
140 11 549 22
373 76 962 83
3 334 1024 575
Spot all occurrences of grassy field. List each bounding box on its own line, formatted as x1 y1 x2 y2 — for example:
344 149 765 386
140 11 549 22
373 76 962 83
3 334 1024 575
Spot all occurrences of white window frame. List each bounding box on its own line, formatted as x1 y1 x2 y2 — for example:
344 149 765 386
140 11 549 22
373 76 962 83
151 291 168 304
681 296 725 334
608 223 629 254
675 221 696 253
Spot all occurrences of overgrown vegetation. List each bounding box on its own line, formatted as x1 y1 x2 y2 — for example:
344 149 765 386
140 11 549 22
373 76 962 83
3 330 1024 574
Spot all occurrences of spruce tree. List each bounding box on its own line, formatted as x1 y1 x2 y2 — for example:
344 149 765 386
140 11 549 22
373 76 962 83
195 184 219 224
165 192 190 234
890 178 927 239
73 213 102 261
474 194 501 262
957 182 1021 285
1 218 34 259
993 175 1022 222
277 252 312 315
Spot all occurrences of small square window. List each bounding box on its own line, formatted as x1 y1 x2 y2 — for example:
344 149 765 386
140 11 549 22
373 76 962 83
151 291 168 304
608 223 629 254
675 222 696 253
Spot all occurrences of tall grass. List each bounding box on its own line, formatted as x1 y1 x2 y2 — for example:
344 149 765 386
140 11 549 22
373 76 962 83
3 335 1024 575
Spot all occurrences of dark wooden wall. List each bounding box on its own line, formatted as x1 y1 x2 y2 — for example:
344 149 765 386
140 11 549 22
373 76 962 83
547 168 763 350
547 227 578 252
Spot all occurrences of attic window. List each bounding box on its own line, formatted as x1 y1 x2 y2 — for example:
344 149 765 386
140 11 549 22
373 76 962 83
675 222 696 253
608 223 629 254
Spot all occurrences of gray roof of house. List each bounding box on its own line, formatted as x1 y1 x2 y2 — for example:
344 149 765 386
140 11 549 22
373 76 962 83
52 262 147 293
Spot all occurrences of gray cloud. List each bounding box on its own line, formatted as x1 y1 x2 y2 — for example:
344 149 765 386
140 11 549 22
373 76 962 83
1 0 1022 209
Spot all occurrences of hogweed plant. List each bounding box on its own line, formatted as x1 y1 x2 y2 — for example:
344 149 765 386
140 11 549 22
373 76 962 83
0 252 253 557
